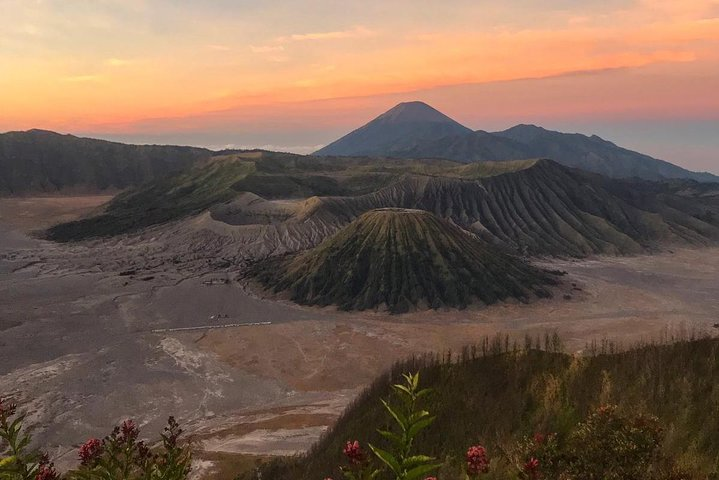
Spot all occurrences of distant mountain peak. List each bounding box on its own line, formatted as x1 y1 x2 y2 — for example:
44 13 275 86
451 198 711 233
313 101 471 157
376 101 459 124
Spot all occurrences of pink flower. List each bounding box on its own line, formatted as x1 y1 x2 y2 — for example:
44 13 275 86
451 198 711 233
524 457 540 479
35 463 59 480
120 419 139 443
524 457 539 479
533 432 545 445
0 398 17 418
343 440 364 465
425 477 438 480
466 444 489 475
78 438 103 466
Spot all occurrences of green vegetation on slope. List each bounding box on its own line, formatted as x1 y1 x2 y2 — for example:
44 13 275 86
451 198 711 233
247 208 558 313
43 153 533 241
257 336 719 480
46 159 256 241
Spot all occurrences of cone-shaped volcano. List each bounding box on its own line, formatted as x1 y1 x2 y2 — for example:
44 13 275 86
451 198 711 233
313 101 472 157
248 208 558 313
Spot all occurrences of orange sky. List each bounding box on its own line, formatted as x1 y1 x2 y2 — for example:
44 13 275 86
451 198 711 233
1 0 718 171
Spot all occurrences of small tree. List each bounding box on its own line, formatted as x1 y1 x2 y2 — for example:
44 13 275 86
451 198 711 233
334 373 442 480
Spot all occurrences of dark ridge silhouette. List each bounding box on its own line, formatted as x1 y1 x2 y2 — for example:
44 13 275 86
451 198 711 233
0 129 211 194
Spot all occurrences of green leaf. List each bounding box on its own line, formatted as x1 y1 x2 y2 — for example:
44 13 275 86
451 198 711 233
392 384 413 397
381 399 408 431
411 373 420 390
404 462 443 480
415 388 433 399
409 410 430 423
368 444 401 475
408 416 435 439
377 429 404 449
402 455 435 470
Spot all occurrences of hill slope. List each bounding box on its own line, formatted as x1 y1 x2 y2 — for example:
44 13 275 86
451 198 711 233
314 102 472 157
0 129 211 194
298 159 719 256
256 337 719 480
248 208 557 312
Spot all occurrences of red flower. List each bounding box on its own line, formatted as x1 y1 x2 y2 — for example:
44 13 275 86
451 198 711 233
343 440 364 465
466 444 489 475
0 398 17 418
425 477 438 480
78 438 103 466
120 419 139 443
35 463 59 480
524 457 540 479
533 432 545 445
596 405 614 416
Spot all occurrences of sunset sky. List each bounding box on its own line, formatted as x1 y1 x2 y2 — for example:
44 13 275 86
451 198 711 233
1 0 718 172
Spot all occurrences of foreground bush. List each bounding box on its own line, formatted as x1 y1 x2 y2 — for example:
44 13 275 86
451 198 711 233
0 398 191 480
254 337 719 480
325 374 687 480
322 373 675 480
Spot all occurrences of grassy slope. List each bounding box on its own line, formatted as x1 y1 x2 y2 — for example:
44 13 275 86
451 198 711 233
46 159 256 241
258 337 719 480
248 209 557 313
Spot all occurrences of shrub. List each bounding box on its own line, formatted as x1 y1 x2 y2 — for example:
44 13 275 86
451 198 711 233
0 398 191 480
0 398 58 480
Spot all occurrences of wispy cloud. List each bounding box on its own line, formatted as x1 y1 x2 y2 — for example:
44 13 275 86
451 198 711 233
60 74 102 83
250 45 285 53
276 26 376 43
104 58 130 67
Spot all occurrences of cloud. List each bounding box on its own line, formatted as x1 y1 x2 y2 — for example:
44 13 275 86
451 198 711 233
104 58 130 67
60 75 102 83
250 45 285 53
211 143 325 154
276 26 376 43
207 44 231 51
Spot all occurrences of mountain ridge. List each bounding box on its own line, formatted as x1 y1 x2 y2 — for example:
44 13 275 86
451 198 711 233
0 129 212 194
314 102 718 183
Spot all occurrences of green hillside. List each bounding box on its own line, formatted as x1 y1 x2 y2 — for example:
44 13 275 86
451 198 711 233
247 208 558 313
46 157 256 240
255 336 719 480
